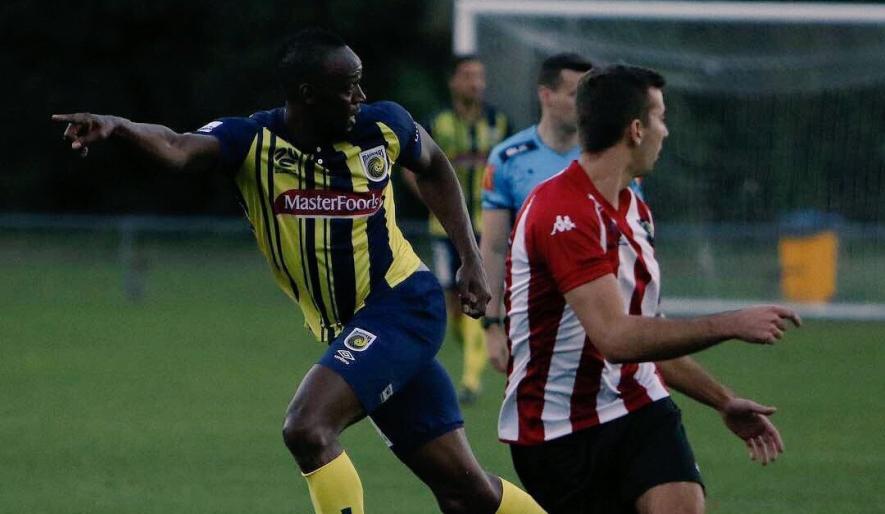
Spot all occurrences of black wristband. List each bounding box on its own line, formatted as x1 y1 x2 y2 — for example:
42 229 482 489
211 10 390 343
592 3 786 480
481 316 505 329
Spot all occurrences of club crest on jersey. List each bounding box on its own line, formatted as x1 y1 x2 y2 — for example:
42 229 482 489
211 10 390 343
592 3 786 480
359 146 389 182
343 328 377 352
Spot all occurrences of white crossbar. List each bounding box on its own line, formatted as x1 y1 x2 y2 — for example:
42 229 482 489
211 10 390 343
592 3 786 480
455 1 885 53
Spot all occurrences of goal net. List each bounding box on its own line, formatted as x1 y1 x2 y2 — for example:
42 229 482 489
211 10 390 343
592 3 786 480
455 0 885 320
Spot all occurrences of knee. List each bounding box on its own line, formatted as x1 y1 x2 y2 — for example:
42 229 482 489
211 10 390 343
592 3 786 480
281 409 336 459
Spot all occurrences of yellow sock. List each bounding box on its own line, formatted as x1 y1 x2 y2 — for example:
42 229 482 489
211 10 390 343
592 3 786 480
302 451 364 514
496 478 547 514
460 315 487 392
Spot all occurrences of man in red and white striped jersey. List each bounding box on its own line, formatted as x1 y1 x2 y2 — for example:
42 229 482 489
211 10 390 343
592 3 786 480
500 65 802 514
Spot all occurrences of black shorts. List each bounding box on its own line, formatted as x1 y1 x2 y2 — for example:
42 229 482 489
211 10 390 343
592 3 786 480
510 398 704 514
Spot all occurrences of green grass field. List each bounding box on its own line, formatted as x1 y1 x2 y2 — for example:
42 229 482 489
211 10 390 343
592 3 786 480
2 233 884 513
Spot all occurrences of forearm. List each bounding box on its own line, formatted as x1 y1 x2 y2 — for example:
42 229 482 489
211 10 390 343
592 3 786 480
482 245 506 317
604 313 736 363
479 215 510 317
657 356 733 411
113 118 214 172
414 152 479 261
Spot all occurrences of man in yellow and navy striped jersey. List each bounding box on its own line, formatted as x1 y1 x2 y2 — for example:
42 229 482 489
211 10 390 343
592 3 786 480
53 29 544 514
405 55 511 404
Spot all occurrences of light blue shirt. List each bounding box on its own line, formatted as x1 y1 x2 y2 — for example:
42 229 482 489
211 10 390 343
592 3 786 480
482 125 580 213
482 125 645 213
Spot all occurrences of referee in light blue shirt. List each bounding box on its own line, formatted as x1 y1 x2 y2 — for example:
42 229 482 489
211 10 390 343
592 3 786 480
480 53 644 371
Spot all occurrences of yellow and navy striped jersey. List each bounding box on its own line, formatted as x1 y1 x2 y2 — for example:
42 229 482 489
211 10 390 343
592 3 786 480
197 101 423 343
426 106 511 237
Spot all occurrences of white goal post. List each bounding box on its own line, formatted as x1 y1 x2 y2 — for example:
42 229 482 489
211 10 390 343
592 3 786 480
455 1 885 54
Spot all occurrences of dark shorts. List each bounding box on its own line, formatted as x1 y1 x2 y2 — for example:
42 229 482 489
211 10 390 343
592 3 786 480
319 270 463 456
510 398 704 514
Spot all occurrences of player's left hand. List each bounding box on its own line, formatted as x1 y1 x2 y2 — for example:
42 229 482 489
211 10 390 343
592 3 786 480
455 257 491 319
721 397 784 466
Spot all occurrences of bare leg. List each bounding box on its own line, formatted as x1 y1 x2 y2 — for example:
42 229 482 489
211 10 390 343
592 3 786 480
399 428 503 514
282 364 365 472
635 482 704 514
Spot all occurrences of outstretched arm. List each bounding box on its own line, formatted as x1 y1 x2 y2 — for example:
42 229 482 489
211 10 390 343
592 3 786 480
657 356 784 465
564 274 802 364
410 125 489 318
52 113 219 173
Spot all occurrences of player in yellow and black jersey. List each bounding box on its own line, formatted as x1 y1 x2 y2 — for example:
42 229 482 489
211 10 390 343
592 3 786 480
54 29 544 514
404 56 511 404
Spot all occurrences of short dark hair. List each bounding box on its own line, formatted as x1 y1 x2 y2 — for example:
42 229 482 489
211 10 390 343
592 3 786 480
576 64 666 153
537 53 593 89
450 54 482 77
277 28 347 101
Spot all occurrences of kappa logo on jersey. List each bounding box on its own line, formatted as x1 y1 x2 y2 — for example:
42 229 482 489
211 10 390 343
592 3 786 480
333 349 356 365
550 215 576 235
343 328 377 352
273 189 384 218
196 121 222 133
359 145 389 182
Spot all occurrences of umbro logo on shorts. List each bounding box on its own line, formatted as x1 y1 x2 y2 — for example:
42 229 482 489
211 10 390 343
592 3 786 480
334 349 356 365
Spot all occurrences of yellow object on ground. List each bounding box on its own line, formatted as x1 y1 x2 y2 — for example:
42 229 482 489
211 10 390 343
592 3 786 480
779 230 838 302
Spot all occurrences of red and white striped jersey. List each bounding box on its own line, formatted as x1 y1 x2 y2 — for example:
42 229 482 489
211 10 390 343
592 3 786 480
499 160 669 446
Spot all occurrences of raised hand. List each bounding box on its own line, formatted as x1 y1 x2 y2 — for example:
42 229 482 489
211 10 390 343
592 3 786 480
52 113 121 157
455 257 491 319
721 397 784 465
728 305 802 344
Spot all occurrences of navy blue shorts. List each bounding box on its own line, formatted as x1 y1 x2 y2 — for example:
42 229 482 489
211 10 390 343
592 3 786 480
319 270 464 456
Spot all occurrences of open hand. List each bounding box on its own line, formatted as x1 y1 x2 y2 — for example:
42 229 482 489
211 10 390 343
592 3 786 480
721 397 784 465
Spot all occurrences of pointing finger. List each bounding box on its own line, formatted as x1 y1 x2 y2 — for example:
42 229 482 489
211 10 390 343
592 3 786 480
773 306 802 327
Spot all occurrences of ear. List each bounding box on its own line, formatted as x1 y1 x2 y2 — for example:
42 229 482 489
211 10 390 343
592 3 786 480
299 83 315 105
537 86 550 105
627 119 643 147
